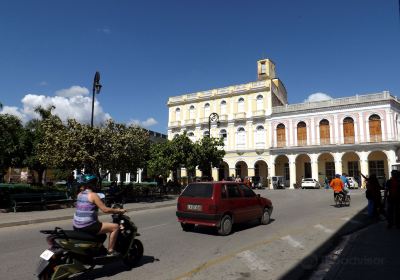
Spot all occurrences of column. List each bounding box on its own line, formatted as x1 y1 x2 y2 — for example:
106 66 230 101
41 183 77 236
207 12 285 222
309 118 314 145
116 173 121 183
248 167 255 177
310 153 319 181
385 110 392 141
360 154 369 188
212 167 219 181
334 152 343 176
195 167 202 178
126 173 131 183
334 114 340 144
269 157 276 189
289 154 297 189
107 171 111 182
358 112 364 143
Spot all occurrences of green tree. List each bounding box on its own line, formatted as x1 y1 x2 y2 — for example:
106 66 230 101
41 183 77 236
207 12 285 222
22 105 56 185
195 136 225 179
38 118 150 181
147 141 173 179
0 114 25 182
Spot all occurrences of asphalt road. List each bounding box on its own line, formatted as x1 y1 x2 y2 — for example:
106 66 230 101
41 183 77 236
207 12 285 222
0 189 368 280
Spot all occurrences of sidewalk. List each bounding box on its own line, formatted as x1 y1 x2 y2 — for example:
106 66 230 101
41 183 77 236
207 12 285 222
324 220 400 280
0 196 178 228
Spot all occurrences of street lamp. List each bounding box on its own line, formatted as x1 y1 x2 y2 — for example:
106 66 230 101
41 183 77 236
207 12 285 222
91 71 102 128
208 112 220 137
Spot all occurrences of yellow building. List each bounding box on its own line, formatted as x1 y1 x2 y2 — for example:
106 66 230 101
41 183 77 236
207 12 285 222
167 59 400 188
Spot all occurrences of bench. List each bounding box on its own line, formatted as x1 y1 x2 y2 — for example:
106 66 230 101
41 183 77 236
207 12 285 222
10 192 74 212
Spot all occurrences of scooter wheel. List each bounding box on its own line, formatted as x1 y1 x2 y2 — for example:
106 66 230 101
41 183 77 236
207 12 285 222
38 268 54 280
123 239 144 267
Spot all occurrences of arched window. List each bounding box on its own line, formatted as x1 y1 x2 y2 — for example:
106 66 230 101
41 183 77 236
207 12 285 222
319 119 330 145
238 97 245 113
189 105 195 119
256 95 264 111
369 114 382 142
255 125 265 148
220 100 227 115
187 132 195 142
343 117 355 144
277 123 286 147
175 108 181 121
236 127 246 149
204 103 210 118
297 121 307 146
219 129 227 146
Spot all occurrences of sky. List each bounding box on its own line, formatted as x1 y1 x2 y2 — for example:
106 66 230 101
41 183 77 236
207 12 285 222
0 0 399 134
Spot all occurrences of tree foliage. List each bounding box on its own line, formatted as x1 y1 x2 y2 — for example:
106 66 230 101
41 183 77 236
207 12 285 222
0 114 25 180
148 133 225 181
38 118 150 179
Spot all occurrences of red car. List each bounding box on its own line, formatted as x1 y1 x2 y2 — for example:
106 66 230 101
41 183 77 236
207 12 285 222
176 181 273 235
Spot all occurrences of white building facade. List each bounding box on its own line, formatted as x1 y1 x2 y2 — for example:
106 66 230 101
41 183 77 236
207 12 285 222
167 59 400 189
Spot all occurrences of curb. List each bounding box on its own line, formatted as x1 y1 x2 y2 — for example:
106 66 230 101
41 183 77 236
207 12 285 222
0 201 177 229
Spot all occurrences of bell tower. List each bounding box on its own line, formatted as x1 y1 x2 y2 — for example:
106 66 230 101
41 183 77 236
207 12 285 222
257 58 276 80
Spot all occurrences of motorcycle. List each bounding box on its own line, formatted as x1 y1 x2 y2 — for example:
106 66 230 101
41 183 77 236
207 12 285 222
36 203 143 280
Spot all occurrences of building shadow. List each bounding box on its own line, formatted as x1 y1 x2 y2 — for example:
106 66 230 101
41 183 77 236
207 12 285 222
279 206 373 280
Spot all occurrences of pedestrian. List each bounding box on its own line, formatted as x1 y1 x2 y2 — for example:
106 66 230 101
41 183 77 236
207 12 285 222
365 174 382 219
66 172 75 199
385 170 400 229
235 175 242 183
324 177 330 189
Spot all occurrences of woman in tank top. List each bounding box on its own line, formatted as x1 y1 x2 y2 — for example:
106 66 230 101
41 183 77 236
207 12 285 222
73 174 126 256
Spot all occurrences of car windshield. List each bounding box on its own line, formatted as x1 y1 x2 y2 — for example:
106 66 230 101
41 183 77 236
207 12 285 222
181 183 213 198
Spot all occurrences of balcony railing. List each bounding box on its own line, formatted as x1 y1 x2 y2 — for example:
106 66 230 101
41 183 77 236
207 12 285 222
369 135 382 142
169 121 181 128
277 141 286 148
219 114 228 122
272 91 394 114
320 138 331 145
185 119 196 126
297 139 307 146
344 137 355 144
234 112 246 120
253 110 266 118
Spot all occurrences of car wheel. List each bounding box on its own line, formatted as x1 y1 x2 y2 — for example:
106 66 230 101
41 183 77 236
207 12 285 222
260 208 271 225
218 215 233 236
181 223 195 232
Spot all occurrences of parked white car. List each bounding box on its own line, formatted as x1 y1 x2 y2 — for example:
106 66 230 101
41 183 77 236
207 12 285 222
347 177 359 189
301 178 321 189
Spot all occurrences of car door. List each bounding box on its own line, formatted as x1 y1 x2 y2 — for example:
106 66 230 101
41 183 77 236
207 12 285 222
226 183 245 223
238 184 262 220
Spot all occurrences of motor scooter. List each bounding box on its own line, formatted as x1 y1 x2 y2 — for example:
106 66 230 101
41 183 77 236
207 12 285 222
36 203 143 280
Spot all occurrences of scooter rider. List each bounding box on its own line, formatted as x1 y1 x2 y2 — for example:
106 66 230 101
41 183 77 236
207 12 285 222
330 174 345 200
73 174 126 256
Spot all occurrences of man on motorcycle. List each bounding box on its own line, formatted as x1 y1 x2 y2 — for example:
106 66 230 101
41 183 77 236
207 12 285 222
73 174 126 256
330 174 345 200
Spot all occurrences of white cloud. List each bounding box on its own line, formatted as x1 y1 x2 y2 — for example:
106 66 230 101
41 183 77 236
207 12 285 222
0 92 111 125
128 117 158 128
304 92 333 103
55 86 89 97
97 27 111 34
0 106 26 121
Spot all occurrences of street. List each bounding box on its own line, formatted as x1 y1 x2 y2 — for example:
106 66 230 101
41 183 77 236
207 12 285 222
0 189 368 280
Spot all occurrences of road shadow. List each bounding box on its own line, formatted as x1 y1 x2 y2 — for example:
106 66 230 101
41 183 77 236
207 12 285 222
71 255 159 280
189 218 276 236
278 206 373 280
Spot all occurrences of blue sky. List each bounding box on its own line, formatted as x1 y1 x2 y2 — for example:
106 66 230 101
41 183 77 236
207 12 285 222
0 0 399 133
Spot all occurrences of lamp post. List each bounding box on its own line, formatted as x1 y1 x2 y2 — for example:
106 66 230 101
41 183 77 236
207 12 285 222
91 71 102 128
208 112 220 137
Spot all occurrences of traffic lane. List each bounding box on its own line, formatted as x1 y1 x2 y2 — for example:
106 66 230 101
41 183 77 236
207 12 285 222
73 189 367 280
0 190 367 280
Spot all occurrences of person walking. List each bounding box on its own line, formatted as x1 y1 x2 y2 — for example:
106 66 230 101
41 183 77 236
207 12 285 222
365 174 382 218
385 170 400 229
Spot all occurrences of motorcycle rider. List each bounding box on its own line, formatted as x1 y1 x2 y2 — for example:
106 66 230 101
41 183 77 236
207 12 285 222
330 174 345 201
73 174 126 256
